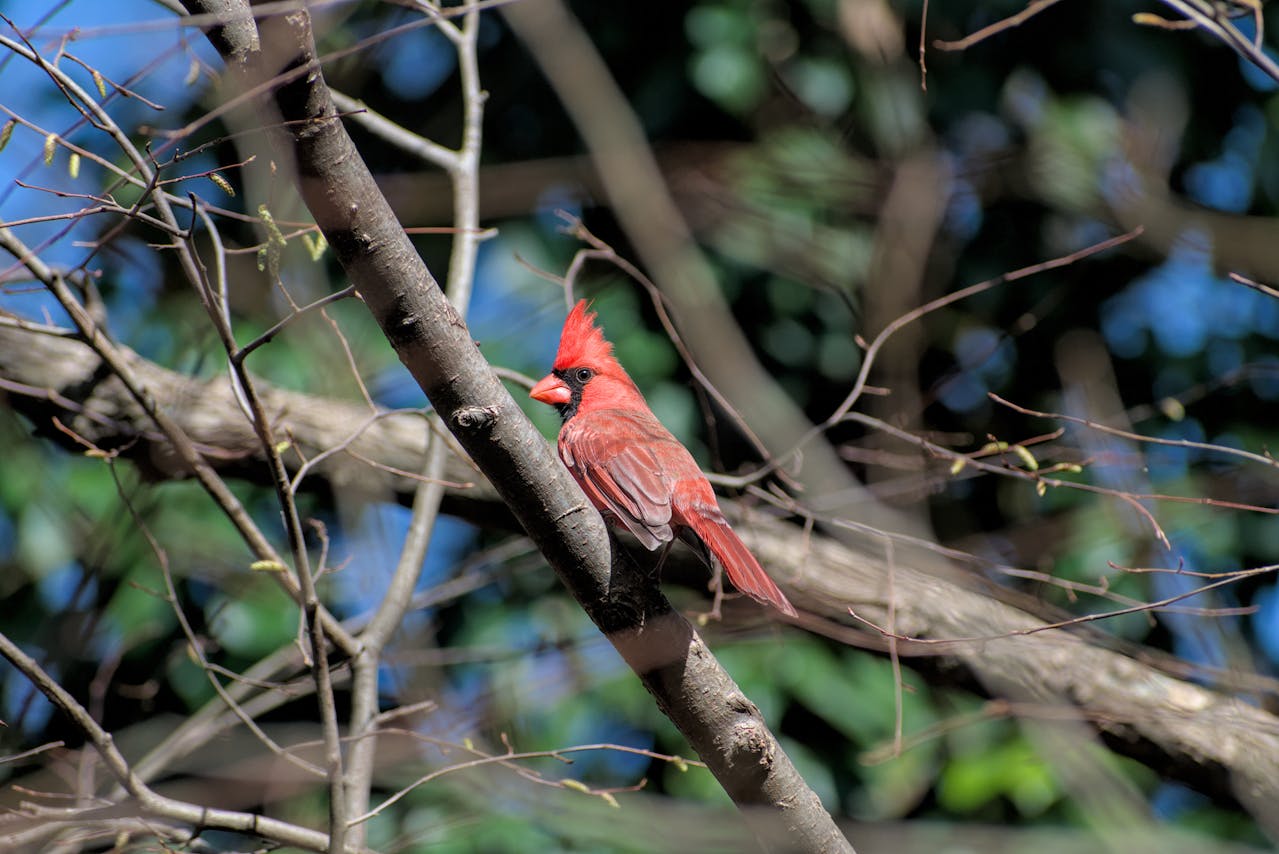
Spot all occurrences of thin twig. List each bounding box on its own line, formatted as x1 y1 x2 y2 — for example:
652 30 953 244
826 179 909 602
714 228 1144 490
1229 271 1279 301
918 0 930 90
1148 0 1279 83
349 739 695 827
933 0 1069 51
989 392 1279 472
849 562 1276 648
105 459 327 778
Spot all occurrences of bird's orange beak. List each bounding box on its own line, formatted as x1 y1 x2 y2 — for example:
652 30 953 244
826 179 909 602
530 374 571 406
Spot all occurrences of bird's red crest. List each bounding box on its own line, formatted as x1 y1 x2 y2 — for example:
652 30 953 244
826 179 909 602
552 300 614 370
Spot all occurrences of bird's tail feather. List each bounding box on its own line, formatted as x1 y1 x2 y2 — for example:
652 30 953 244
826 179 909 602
687 513 796 617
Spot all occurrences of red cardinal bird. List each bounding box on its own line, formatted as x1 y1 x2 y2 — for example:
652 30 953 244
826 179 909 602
530 300 796 617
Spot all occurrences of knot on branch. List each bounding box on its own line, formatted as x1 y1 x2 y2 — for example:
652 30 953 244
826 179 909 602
731 717 774 768
452 405 498 433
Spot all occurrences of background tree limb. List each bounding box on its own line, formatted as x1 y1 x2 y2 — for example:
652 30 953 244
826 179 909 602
3 317 1275 827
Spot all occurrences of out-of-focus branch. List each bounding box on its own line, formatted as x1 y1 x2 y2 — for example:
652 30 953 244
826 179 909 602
858 153 948 500
1148 0 1279 83
332 90 459 173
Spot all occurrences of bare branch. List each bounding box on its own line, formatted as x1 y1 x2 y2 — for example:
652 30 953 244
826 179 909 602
933 0 1069 51
0 629 357 852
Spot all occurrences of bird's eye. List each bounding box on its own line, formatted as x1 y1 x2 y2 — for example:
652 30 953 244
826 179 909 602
575 368 594 383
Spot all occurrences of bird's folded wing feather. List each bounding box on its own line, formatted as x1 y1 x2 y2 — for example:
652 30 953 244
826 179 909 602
559 414 679 549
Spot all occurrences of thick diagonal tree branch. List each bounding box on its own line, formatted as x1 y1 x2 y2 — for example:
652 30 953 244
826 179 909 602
173 1 849 850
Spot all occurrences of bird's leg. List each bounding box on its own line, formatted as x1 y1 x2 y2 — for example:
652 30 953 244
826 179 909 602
704 558 725 624
683 536 723 624
662 532 729 622
652 540 674 582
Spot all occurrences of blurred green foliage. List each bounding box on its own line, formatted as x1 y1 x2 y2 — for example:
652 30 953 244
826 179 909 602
2 0 1278 851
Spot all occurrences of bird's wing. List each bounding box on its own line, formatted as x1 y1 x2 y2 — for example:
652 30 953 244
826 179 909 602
559 412 683 550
